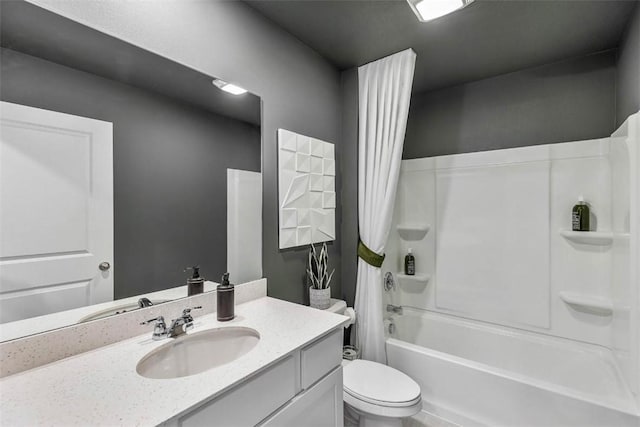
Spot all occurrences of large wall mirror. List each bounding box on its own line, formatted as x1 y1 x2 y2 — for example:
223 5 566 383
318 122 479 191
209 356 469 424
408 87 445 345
0 1 262 341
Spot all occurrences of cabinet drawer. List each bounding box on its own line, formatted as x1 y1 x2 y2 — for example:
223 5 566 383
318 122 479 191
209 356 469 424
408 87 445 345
178 356 297 427
300 328 342 390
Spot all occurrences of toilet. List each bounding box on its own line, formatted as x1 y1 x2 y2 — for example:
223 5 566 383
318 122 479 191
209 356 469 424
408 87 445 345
325 300 422 427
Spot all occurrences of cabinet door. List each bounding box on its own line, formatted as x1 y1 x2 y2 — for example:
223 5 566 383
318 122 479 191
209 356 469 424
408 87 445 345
301 329 343 389
261 367 343 427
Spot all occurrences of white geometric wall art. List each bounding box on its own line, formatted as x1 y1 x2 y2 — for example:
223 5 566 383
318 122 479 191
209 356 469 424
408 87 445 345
278 129 336 249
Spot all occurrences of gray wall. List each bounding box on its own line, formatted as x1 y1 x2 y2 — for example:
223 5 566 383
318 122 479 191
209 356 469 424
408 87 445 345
27 0 343 304
340 68 359 307
616 3 640 128
403 50 617 158
1 47 260 298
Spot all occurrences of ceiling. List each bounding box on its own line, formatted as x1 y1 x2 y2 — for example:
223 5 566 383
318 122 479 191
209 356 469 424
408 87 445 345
247 0 638 93
1 1 261 125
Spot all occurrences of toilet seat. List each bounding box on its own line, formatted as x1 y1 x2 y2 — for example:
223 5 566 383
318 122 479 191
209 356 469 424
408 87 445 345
343 359 422 418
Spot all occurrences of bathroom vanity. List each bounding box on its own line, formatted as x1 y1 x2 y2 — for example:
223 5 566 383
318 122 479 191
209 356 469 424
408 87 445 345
0 296 348 426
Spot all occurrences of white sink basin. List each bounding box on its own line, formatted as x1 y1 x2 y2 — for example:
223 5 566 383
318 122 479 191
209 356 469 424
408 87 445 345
136 327 260 379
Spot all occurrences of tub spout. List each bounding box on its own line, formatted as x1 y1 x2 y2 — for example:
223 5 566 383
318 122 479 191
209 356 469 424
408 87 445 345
386 304 403 315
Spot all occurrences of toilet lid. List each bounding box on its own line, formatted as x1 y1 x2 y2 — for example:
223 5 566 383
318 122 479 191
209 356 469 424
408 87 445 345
343 360 421 407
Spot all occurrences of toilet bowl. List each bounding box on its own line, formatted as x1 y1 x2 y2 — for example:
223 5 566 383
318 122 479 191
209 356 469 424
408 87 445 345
324 299 422 426
342 359 421 427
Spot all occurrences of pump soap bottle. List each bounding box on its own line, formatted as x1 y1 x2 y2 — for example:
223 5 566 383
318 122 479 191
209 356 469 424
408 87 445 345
217 273 235 321
572 196 590 232
405 248 415 276
185 266 204 296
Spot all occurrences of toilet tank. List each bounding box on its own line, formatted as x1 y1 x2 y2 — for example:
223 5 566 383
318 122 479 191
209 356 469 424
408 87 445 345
325 299 347 315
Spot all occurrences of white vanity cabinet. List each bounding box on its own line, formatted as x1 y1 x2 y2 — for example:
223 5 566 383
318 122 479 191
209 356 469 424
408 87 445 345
164 328 344 427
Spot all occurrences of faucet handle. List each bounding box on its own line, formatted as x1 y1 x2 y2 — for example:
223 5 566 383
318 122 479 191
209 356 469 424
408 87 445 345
141 315 165 325
181 306 202 325
141 316 168 340
182 306 202 316
386 304 403 315
182 306 202 320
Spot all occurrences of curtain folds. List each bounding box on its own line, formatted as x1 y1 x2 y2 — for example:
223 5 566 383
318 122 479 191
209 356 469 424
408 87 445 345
354 49 416 363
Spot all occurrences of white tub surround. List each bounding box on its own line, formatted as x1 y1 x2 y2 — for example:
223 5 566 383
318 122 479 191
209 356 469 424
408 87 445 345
383 113 640 425
390 137 621 339
0 279 266 377
385 118 638 361
0 296 349 426
611 112 640 401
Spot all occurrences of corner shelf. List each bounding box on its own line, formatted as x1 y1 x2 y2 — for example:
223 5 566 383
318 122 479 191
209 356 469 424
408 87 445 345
396 273 430 285
396 224 430 241
559 230 617 246
559 291 613 316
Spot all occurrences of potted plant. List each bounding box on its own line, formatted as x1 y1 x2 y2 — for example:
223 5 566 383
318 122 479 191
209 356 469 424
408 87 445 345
307 242 334 309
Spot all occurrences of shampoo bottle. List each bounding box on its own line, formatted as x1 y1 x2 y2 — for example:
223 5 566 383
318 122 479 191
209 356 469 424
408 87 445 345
404 248 415 276
185 266 204 296
217 273 235 321
572 196 590 232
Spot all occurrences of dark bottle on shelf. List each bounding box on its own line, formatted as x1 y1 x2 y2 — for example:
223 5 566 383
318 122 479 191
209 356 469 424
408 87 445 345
572 196 590 232
404 248 415 276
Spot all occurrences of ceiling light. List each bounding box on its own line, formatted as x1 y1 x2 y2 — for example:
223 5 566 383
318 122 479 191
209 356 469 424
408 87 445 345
212 78 248 95
407 0 474 22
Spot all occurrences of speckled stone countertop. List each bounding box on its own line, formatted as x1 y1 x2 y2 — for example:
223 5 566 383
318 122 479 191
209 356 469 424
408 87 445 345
0 297 348 426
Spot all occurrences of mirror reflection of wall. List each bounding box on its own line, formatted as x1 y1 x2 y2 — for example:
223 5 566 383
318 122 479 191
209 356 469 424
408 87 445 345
0 1 262 334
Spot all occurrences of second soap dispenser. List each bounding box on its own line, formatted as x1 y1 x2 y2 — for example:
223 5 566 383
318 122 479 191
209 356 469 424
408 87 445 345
217 273 235 321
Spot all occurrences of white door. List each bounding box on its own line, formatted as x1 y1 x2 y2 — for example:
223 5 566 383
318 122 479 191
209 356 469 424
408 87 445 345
0 101 113 323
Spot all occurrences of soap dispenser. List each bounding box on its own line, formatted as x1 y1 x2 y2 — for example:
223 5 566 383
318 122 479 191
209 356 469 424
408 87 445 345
185 266 204 296
217 273 235 321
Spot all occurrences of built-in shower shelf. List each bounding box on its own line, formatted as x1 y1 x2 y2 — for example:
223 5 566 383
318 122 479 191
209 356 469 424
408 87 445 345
397 224 430 241
559 230 619 246
559 291 613 316
396 273 430 285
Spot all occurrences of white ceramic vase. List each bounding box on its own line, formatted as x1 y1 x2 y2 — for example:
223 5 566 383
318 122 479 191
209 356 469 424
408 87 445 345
309 286 331 309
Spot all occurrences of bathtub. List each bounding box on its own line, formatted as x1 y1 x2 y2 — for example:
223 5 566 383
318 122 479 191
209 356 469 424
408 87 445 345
386 308 639 426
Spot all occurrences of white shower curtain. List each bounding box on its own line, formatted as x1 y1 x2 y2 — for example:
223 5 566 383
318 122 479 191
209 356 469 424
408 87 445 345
354 49 416 363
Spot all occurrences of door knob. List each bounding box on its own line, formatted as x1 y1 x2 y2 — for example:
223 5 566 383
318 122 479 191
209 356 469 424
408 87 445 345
99 262 111 271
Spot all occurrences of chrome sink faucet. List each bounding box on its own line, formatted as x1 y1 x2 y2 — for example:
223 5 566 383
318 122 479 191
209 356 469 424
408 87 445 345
141 306 202 340
168 306 202 338
138 297 154 308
